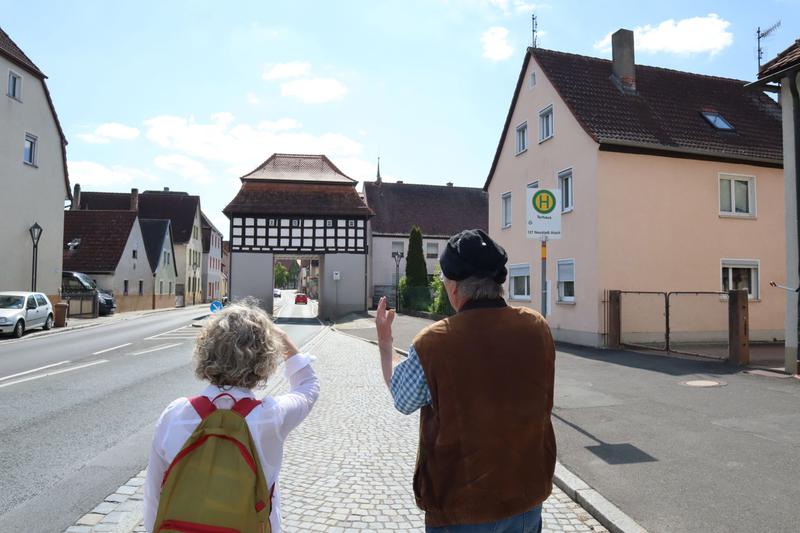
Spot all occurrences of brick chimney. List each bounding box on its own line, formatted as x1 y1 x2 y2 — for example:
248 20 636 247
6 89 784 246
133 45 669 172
130 188 139 211
71 183 81 210
163 187 170 192
446 181 453 187
611 28 636 93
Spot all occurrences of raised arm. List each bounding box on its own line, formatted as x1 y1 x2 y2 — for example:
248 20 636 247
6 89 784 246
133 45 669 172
375 296 396 389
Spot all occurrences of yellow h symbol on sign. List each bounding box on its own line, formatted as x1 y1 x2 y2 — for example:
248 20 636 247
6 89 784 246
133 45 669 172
536 193 553 212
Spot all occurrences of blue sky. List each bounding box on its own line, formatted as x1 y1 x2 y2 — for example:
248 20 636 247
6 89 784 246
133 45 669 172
3 0 799 232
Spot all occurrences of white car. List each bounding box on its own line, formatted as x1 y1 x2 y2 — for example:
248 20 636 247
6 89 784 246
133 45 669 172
0 292 54 338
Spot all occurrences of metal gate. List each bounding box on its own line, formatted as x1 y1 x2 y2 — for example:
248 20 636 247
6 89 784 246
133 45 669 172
608 290 748 361
62 291 98 318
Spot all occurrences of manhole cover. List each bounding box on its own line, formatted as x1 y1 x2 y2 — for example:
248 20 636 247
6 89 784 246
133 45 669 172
682 379 726 387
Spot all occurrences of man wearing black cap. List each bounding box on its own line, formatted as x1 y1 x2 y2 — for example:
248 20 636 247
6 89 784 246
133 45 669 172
376 229 556 533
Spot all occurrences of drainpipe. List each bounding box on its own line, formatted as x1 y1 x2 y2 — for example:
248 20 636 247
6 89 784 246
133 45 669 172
789 73 800 371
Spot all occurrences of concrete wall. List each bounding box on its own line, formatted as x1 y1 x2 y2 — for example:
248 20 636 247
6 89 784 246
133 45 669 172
487 54 602 345
0 56 69 300
230 252 274 312
319 253 367 320
781 75 799 373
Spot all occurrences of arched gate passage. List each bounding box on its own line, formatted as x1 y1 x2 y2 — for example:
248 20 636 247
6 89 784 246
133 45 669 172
223 153 374 320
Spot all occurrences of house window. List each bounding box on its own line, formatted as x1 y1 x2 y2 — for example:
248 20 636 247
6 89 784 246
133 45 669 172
426 242 439 259
291 219 300 227
559 169 573 212
516 122 528 154
702 111 734 131
123 280 129 296
159 280 164 294
7 71 21 99
391 241 404 255
348 220 356 227
23 134 37 166
720 175 755 216
132 249 138 259
138 280 144 296
326 220 334 228
501 192 512 228
721 260 759 299
529 71 536 89
557 259 575 303
509 264 531 300
539 105 554 142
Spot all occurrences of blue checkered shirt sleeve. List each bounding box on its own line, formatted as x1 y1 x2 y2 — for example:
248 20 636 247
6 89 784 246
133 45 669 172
390 345 432 415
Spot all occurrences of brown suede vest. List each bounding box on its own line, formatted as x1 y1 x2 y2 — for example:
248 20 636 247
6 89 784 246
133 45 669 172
412 300 556 527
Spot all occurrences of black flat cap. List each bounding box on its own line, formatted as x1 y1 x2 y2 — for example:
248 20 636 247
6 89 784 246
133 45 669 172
440 229 508 284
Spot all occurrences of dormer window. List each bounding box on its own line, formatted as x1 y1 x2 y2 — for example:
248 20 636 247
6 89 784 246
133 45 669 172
701 111 734 131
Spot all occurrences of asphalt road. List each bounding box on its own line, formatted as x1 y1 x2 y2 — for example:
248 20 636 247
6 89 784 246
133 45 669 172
0 298 322 533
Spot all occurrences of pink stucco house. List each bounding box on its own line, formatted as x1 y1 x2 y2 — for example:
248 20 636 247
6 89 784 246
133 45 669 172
485 29 784 347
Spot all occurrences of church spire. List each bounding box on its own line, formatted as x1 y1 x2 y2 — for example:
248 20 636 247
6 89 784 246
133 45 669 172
376 156 382 183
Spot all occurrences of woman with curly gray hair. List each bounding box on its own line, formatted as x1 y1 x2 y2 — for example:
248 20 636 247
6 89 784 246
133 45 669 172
143 301 319 533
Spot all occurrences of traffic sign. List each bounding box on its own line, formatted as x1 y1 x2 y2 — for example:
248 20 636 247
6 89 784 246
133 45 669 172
210 300 223 312
527 188 561 240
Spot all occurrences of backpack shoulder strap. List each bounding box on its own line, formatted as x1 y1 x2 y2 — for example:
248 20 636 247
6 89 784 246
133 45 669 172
189 396 216 420
232 397 262 418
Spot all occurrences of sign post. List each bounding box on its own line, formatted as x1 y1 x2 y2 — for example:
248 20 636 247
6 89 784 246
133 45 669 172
527 188 561 318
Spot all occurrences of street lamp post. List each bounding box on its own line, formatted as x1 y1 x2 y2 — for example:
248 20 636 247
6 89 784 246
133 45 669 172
391 250 404 313
29 222 43 291
192 262 198 306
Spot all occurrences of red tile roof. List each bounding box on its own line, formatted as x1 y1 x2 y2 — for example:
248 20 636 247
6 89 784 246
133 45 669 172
759 39 800 79
485 48 783 189
78 190 200 244
224 181 373 218
63 211 137 274
363 181 487 236
241 153 356 184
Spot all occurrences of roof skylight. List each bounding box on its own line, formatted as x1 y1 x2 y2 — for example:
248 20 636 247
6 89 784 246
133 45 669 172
701 111 735 131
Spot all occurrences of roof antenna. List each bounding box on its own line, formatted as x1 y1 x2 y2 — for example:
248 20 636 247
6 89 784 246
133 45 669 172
531 13 538 48
757 20 781 71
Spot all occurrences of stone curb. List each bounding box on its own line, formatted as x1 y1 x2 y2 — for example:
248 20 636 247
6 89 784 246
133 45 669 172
330 326 409 357
64 326 333 533
553 463 648 533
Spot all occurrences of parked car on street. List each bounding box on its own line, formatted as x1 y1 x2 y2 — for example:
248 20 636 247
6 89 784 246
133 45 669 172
62 271 116 315
0 292 54 338
294 293 308 305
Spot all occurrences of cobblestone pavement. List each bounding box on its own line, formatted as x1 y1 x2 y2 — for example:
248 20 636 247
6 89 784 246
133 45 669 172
66 330 607 532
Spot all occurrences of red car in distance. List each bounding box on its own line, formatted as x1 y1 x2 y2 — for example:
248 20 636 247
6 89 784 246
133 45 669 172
294 293 308 305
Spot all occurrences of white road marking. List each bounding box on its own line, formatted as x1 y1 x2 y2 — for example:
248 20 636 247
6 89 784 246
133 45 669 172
145 326 187 340
92 343 132 355
0 360 71 382
145 326 199 340
0 359 108 389
132 343 182 356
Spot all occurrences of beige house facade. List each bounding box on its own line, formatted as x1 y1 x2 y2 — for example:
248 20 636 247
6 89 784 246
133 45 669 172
0 27 70 301
486 30 784 347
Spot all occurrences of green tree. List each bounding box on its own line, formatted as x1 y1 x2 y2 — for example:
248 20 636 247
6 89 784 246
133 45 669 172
288 262 301 288
429 268 454 316
404 226 431 310
274 263 288 289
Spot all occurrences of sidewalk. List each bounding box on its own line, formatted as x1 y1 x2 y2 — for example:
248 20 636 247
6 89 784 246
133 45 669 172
66 327 610 533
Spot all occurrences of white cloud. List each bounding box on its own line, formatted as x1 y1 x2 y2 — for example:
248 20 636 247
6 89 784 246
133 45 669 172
514 1 538 12
68 161 158 187
593 14 733 56
77 122 140 144
279 78 348 103
154 154 213 184
481 26 514 61
262 61 312 80
143 112 364 177
246 92 261 105
485 0 542 13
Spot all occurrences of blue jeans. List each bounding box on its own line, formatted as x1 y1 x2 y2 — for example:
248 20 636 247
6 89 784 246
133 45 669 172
426 505 543 533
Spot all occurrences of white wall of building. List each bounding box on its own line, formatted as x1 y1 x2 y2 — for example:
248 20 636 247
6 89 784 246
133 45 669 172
782 76 799 374
202 227 223 302
320 253 367 320
0 56 68 298
230 252 274 311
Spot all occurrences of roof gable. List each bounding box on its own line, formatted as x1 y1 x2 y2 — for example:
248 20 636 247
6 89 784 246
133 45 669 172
241 153 356 184
485 47 783 189
224 181 373 218
63 211 138 273
140 219 171 274
363 181 487 236
759 39 800 79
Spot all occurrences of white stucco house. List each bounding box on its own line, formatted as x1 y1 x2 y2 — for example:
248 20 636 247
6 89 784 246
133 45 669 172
201 212 223 303
362 177 488 307
0 26 70 300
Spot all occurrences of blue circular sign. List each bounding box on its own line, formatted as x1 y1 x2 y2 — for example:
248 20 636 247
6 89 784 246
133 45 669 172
210 300 223 313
